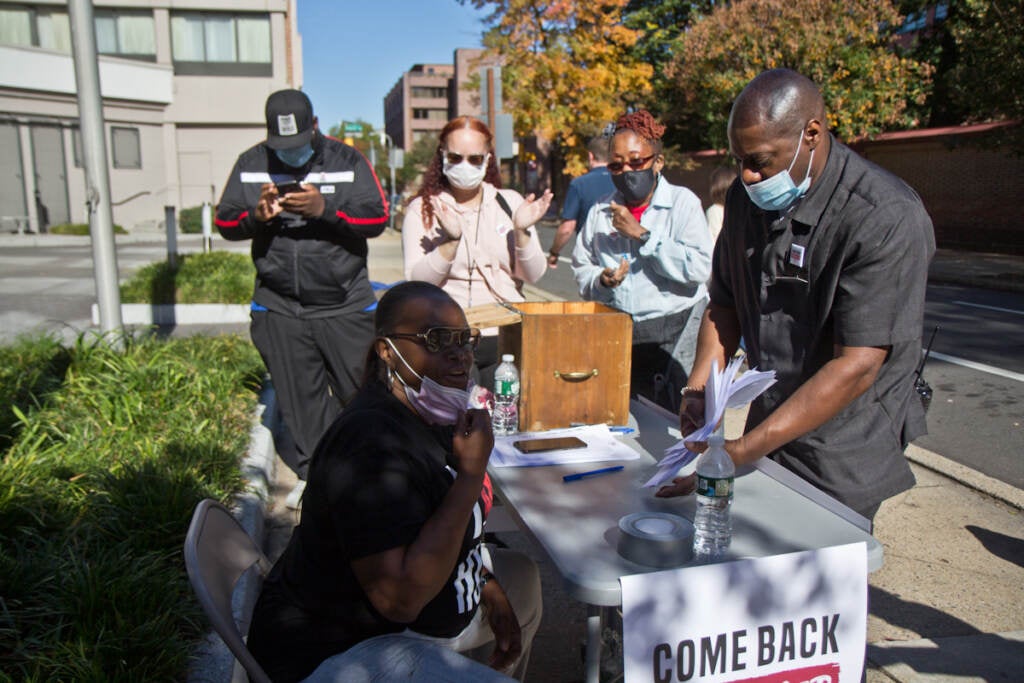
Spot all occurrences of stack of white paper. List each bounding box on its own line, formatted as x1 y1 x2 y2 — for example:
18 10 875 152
643 356 776 488
490 424 641 468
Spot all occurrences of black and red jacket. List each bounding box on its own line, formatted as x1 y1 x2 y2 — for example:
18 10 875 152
216 134 389 317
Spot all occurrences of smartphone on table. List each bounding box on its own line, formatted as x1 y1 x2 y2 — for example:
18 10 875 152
513 436 587 454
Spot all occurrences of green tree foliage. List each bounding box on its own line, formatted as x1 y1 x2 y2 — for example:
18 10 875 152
665 0 933 150
396 133 440 196
947 0 1023 123
461 0 653 174
900 0 1023 130
623 0 714 149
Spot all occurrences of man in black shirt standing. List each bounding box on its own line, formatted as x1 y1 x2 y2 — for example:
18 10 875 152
657 69 935 524
216 90 389 506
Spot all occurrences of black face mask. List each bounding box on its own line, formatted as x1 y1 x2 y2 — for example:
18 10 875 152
612 168 657 205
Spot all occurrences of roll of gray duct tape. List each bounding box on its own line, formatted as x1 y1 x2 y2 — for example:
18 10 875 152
617 512 694 568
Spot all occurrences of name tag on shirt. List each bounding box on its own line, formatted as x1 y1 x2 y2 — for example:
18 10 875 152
789 243 806 268
320 185 335 194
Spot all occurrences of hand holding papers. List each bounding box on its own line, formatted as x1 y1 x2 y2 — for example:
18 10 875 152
643 356 776 488
491 424 640 467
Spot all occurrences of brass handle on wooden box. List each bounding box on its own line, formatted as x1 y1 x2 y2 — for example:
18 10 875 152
553 368 599 382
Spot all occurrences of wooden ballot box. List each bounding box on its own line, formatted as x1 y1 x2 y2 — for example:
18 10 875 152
497 301 632 431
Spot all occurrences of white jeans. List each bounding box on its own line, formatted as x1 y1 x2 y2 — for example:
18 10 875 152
401 547 543 682
303 634 516 683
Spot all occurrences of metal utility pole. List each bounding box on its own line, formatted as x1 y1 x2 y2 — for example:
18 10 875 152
69 0 122 335
378 131 399 231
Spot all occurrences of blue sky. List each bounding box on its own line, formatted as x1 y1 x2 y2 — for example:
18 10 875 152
297 0 490 132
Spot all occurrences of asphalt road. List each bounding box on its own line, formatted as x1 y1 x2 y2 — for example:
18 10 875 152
532 225 1024 490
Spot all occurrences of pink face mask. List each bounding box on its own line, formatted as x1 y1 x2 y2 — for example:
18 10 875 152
385 339 474 425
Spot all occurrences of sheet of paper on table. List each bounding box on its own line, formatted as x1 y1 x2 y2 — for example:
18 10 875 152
490 424 641 467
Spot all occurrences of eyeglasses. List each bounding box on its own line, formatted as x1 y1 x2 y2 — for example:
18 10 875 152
606 154 656 173
389 327 482 353
443 151 488 167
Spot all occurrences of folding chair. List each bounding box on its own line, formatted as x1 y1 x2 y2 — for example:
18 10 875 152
184 498 273 683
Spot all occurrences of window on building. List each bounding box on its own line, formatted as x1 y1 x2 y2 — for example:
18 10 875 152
412 108 448 121
411 86 448 99
898 10 927 33
0 6 71 52
111 127 141 169
94 9 155 60
0 6 156 57
171 12 271 76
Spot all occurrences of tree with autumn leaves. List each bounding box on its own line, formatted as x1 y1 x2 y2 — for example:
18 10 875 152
466 0 940 164
665 0 932 150
461 0 653 174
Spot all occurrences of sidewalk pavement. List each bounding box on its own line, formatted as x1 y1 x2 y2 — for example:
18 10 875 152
45 227 1013 682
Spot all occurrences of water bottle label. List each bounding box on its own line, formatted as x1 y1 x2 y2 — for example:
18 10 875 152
496 379 519 396
697 475 733 498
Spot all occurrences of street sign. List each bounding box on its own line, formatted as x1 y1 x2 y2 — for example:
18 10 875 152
343 123 363 135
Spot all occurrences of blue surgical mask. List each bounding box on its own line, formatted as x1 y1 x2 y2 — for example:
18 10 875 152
743 129 814 212
274 143 315 168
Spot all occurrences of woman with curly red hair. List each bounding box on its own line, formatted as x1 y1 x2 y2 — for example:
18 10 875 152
571 109 713 412
402 116 552 387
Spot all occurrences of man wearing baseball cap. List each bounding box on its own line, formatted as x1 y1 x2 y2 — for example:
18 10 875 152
217 89 390 508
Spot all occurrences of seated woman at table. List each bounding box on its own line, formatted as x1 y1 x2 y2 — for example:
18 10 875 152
246 281 542 683
402 116 552 388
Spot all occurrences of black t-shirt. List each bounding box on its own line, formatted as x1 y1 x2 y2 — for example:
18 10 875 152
247 382 490 682
711 137 935 511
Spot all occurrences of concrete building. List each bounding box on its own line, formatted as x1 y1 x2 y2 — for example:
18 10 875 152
0 0 302 234
383 48 503 153
383 62 453 153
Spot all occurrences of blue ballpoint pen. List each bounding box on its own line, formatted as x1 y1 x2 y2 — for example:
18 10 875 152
569 423 635 434
562 465 625 483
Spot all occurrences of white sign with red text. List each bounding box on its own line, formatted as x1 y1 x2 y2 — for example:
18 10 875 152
621 543 867 683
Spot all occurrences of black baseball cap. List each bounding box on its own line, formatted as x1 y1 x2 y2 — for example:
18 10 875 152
265 89 314 150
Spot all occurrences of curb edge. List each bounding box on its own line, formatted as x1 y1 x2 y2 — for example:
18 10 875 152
186 383 279 683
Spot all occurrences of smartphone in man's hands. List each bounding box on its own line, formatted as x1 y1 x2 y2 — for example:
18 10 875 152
275 180 303 196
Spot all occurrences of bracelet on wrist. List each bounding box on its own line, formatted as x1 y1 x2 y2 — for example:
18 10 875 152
680 386 705 398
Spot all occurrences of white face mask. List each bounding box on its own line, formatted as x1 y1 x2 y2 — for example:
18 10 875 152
385 339 473 425
443 155 489 191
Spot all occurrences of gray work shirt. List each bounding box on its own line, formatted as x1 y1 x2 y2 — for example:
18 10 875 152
711 137 936 512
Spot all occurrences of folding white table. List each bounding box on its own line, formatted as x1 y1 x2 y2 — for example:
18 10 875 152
487 399 882 683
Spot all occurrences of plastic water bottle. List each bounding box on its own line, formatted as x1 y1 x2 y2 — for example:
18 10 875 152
493 354 520 436
692 434 734 562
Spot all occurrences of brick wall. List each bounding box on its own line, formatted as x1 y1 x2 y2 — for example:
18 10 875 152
661 123 1024 256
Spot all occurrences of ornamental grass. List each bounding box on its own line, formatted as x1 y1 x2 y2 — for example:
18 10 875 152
0 332 264 681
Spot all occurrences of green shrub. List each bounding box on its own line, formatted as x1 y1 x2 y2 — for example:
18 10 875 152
49 222 127 235
0 332 265 680
120 251 255 304
178 205 206 234
0 335 71 451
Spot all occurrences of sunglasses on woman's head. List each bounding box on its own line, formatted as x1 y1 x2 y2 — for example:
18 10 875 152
443 151 488 167
389 327 482 353
606 154 656 173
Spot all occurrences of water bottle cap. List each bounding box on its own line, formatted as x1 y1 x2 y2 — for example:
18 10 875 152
501 354 514 362
708 434 725 446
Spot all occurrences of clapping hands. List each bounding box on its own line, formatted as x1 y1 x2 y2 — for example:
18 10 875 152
513 190 553 232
